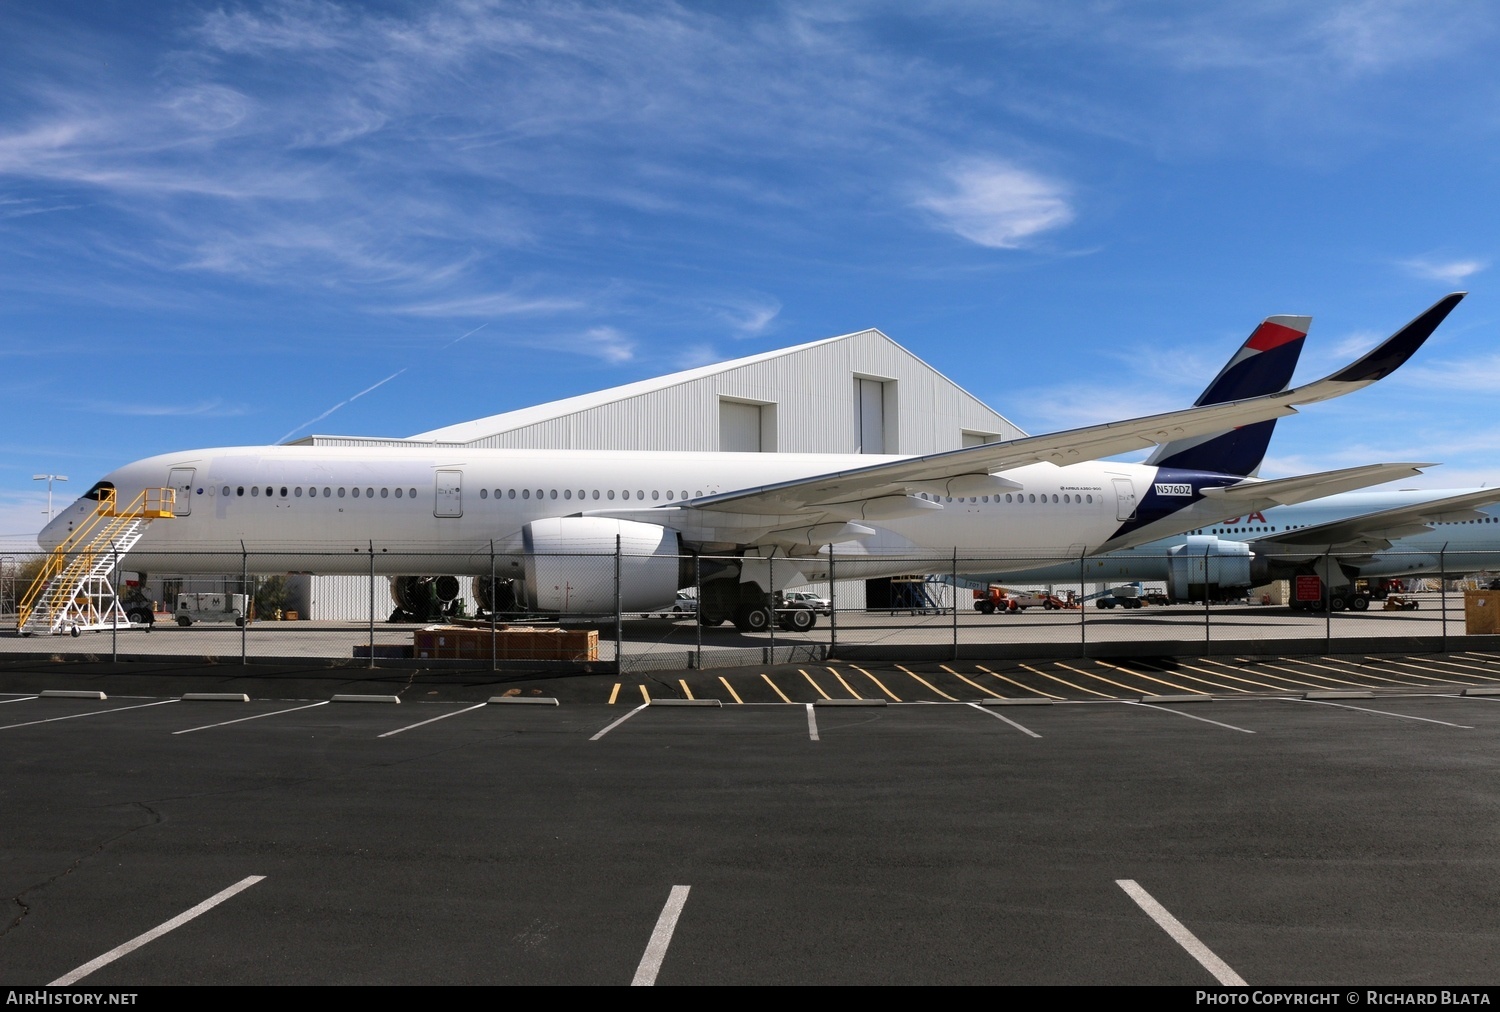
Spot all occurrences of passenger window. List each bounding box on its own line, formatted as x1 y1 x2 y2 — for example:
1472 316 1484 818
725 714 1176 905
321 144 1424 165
338 488 345 498
295 487 302 497
651 490 659 501
251 487 259 497
564 489 572 500
353 488 360 498
237 487 244 497
522 489 530 499
549 489 557 500
381 488 389 498
607 490 615 500
324 488 331 497
592 490 600 500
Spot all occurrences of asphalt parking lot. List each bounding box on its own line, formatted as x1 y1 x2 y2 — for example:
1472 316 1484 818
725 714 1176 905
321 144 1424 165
3 652 1500 986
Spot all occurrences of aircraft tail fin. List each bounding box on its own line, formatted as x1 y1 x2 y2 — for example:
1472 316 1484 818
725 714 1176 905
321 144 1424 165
1145 314 1310 476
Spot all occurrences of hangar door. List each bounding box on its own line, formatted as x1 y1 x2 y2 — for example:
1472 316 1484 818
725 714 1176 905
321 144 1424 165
434 470 462 518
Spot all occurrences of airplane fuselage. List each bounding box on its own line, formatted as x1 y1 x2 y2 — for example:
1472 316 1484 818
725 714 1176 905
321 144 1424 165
40 445 1250 584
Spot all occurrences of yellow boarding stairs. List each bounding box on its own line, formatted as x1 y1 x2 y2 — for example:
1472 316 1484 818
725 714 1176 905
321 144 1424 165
17 487 175 637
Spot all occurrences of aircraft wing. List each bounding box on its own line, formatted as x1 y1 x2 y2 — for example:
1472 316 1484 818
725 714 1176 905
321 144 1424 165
1249 487 1500 554
683 293 1464 519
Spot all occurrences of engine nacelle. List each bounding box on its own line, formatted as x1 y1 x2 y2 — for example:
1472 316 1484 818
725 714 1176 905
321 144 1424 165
1167 536 1253 600
389 575 464 621
521 517 686 614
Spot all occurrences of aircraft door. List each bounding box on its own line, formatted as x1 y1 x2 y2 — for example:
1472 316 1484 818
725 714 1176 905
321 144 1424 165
1112 478 1137 522
168 468 195 517
434 470 462 518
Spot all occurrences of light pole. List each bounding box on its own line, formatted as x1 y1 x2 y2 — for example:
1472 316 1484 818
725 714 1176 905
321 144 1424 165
33 474 68 521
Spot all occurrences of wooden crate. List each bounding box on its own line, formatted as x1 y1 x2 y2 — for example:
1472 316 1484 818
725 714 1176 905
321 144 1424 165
1464 590 1500 635
413 625 599 661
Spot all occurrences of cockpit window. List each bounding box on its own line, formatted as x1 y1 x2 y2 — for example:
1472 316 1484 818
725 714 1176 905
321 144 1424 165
82 481 114 501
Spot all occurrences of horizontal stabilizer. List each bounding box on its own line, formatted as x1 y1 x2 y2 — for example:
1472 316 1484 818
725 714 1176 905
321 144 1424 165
1202 463 1437 508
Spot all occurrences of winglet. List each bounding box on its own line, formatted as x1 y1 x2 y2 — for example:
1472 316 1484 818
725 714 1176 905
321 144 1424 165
1328 293 1465 384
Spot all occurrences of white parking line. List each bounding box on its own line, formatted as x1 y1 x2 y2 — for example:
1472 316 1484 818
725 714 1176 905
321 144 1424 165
1283 698 1474 728
172 700 330 735
1123 702 1255 734
378 702 488 738
631 885 691 986
0 695 40 705
591 702 649 740
806 702 819 741
1116 879 1245 986
0 698 178 731
50 875 266 986
964 701 1041 738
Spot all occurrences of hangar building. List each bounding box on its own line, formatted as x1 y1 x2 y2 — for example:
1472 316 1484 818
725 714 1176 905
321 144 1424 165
259 327 1022 619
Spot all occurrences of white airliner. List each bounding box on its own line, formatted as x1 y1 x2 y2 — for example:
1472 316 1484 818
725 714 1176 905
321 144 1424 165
38 294 1464 631
992 487 1500 609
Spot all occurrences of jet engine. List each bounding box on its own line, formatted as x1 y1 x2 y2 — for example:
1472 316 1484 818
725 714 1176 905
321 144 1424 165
518 517 690 614
1166 536 1264 602
389 575 463 622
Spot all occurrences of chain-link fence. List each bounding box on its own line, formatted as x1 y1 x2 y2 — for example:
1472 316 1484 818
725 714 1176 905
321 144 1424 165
6 544 1499 670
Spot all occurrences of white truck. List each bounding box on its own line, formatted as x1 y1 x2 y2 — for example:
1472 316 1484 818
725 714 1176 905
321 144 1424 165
175 592 249 627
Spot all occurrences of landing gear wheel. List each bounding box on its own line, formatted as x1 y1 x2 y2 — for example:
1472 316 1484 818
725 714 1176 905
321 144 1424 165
785 608 816 633
735 604 772 632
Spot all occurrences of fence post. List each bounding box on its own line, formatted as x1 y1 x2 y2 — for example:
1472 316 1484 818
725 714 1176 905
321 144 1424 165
1204 543 1212 649
1078 550 1087 656
828 543 837 659
951 547 959 662
694 553 702 668
767 553 776 665
111 541 118 663
241 542 248 665
368 541 375 670
490 540 497 672
614 535 623 675
1324 549 1332 653
1440 544 1448 651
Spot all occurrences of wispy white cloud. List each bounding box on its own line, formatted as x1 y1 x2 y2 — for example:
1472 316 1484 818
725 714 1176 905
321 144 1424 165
702 293 782 337
914 159 1073 249
1398 256 1486 284
571 325 634 364
87 398 248 418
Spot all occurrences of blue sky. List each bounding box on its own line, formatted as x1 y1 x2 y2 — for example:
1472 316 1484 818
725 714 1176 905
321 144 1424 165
3 0 1497 547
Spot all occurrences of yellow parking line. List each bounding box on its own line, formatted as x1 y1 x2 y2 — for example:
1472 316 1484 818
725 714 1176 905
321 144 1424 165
718 676 744 704
976 665 1063 699
830 669 865 699
1055 662 1150 697
1174 661 1287 692
938 664 1004 699
760 674 793 703
799 669 831 700
887 664 956 701
608 683 621 705
639 684 651 704
1018 663 1113 699
1095 660 1227 693
1303 657 1429 687
1193 657 1326 690
1401 655 1500 680
849 665 902 701
1248 660 1370 689
679 679 695 700
1359 656 1483 685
